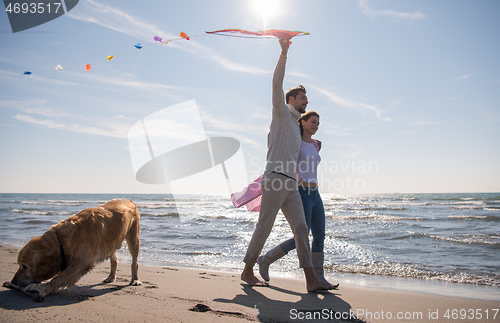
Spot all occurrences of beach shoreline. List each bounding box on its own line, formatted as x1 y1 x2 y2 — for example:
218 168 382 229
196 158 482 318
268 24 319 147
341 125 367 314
135 256 500 303
1 245 498 323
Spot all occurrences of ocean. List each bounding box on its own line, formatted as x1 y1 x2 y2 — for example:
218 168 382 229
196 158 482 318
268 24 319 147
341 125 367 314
1 192 499 300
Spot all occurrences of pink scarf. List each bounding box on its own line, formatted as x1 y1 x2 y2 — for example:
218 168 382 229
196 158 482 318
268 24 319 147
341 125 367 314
231 139 319 212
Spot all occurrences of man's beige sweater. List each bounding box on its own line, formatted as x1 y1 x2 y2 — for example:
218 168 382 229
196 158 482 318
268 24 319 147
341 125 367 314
265 54 302 179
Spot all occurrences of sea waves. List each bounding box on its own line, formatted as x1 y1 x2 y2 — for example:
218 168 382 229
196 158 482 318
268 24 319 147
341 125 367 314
1 192 499 290
327 262 500 287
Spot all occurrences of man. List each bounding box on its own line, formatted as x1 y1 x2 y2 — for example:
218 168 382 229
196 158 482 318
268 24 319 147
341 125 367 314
241 39 337 292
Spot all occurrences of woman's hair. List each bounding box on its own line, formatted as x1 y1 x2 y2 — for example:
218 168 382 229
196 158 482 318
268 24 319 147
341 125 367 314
298 111 320 136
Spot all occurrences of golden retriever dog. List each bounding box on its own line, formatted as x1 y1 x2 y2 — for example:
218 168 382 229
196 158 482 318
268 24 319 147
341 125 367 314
10 198 141 298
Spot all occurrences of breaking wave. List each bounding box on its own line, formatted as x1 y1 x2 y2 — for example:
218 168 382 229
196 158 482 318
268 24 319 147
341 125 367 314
328 262 500 287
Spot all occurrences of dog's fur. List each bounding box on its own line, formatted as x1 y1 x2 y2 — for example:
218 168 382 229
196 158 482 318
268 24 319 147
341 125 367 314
11 199 141 298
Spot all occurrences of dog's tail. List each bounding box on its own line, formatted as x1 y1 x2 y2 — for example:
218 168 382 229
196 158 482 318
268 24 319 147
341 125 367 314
129 199 140 220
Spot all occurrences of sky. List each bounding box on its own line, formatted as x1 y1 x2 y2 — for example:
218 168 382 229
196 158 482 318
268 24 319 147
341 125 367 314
1 0 499 194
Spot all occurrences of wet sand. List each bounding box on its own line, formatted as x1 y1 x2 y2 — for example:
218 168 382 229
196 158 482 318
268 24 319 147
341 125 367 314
1 245 498 322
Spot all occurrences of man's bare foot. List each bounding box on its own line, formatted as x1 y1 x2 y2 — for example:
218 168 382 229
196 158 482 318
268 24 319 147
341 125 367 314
241 264 267 286
307 281 339 292
304 267 339 292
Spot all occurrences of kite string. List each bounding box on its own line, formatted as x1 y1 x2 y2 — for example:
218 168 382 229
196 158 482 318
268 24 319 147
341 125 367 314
0 33 209 78
207 33 275 39
0 30 307 78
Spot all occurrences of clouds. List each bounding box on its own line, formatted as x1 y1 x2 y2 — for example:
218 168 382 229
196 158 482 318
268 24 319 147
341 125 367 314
74 72 191 101
312 86 390 121
329 143 365 158
13 114 127 138
413 118 437 126
67 0 168 41
185 45 271 76
201 112 268 151
0 99 49 111
359 0 425 22
453 74 471 82
2 98 132 138
67 0 271 77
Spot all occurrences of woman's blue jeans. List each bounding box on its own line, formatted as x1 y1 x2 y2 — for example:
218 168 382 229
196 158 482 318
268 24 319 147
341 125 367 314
280 186 325 253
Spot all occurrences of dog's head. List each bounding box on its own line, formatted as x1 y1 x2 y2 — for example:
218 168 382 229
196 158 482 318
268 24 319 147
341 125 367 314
11 236 60 287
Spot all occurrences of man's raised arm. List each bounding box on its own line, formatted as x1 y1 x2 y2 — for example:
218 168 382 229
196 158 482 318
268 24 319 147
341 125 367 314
272 39 290 116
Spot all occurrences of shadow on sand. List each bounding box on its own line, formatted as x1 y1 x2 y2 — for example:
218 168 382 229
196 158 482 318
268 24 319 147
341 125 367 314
215 284 365 322
0 282 129 310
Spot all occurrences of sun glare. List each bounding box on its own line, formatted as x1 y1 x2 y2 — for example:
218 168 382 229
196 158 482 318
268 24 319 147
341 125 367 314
253 0 280 18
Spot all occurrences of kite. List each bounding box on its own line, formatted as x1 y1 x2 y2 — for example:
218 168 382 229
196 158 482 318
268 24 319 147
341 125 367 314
154 36 169 46
206 28 309 39
154 36 170 45
85 64 91 72
107 55 114 61
180 32 190 40
134 43 142 49
55 64 63 70
23 71 31 75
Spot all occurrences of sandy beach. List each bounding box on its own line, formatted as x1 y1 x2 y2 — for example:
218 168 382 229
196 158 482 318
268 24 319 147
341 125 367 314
0 245 498 323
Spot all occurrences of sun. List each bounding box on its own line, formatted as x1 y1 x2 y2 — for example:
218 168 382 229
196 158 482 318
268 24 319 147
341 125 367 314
253 0 280 18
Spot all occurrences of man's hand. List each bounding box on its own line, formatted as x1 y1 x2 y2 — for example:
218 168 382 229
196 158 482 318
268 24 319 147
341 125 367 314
279 38 290 56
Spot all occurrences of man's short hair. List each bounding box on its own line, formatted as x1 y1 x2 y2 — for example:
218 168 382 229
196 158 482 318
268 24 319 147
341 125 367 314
286 84 306 104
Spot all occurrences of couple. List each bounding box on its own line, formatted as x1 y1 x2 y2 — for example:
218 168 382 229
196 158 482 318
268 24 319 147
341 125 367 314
238 39 338 292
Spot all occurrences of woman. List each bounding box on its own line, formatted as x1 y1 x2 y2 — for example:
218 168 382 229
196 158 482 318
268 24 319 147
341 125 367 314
257 111 335 286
